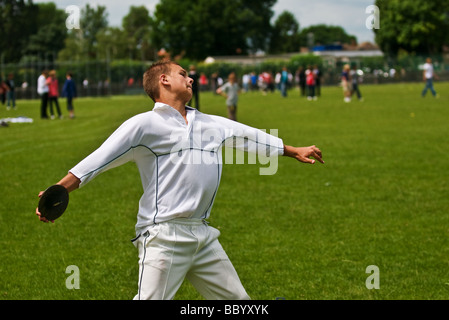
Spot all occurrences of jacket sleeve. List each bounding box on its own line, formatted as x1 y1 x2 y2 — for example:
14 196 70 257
69 116 143 187
213 115 284 157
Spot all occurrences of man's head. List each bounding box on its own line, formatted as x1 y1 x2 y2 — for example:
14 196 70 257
143 60 193 104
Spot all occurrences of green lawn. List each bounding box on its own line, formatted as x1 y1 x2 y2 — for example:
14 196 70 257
1 81 448 300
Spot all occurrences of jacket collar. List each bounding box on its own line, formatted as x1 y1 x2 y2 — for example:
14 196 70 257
153 102 195 112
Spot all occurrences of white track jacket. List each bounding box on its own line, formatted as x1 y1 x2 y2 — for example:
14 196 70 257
70 103 284 235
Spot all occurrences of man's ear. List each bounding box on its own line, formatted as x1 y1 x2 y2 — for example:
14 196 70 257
160 74 169 86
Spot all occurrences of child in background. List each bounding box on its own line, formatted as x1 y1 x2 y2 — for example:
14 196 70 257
62 72 77 119
216 72 241 121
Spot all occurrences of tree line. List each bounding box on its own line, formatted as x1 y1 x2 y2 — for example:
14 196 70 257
1 0 448 65
1 0 358 64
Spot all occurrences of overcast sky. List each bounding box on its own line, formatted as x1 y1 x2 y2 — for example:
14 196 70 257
35 0 376 43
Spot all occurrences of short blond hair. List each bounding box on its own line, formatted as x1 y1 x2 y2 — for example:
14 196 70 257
143 60 179 102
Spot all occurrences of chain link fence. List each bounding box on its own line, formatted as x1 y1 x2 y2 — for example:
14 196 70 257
1 53 448 100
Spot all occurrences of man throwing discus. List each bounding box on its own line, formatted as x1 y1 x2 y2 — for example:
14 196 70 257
35 60 324 300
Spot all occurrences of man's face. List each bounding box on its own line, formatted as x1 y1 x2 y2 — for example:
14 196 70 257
166 64 193 103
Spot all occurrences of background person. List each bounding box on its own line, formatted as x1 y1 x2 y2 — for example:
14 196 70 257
305 66 317 101
5 73 16 110
313 65 322 97
341 64 352 103
421 57 439 98
350 65 363 101
62 72 77 119
187 65 200 110
0 77 9 106
46 70 62 119
37 70 49 119
296 66 306 97
280 66 289 98
216 72 240 121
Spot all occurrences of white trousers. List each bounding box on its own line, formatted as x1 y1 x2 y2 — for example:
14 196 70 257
132 219 250 300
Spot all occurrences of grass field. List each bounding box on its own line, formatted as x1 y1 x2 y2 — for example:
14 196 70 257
1 81 448 300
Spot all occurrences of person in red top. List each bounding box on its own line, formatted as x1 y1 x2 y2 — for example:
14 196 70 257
199 72 208 91
305 66 317 101
46 70 62 119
